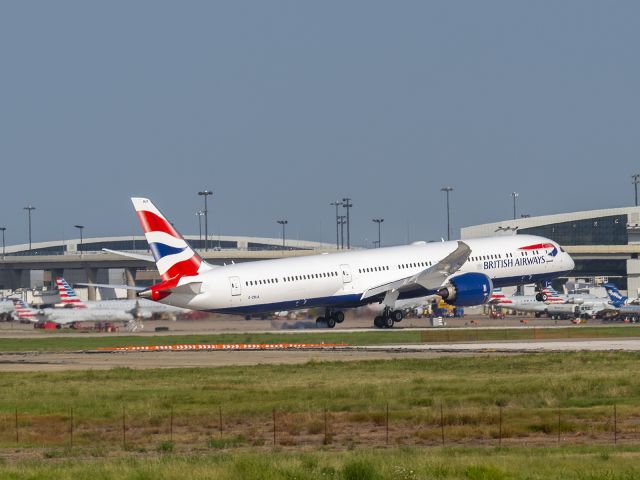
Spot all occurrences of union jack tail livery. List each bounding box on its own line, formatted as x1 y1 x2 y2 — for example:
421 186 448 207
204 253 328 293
131 198 212 281
55 277 87 308
11 299 39 321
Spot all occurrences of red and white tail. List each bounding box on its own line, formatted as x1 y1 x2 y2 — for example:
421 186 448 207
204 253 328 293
11 299 39 321
55 277 87 308
131 198 212 281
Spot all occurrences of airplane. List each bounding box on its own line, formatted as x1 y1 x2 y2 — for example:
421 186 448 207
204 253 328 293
10 298 139 328
54 277 186 319
490 287 565 317
603 284 640 320
124 197 574 328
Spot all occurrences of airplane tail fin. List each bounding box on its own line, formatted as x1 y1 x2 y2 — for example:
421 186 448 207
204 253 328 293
55 277 87 308
542 286 563 303
131 198 212 281
603 283 627 307
10 299 39 321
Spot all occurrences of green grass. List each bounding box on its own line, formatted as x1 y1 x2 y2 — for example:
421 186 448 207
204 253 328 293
0 353 638 451
2 445 640 479
0 353 639 476
1 325 639 352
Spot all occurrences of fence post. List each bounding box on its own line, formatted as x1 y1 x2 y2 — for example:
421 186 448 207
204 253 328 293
324 407 328 445
440 402 445 445
70 407 74 449
614 404 617 445
272 408 276 446
170 405 174 443
557 409 561 445
219 406 223 438
122 405 126 450
14 408 18 445
386 403 389 446
498 406 502 447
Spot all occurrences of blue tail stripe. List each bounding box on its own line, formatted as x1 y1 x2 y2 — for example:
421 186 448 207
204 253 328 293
149 242 187 260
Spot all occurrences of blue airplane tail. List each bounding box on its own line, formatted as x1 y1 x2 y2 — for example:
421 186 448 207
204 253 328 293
603 283 627 307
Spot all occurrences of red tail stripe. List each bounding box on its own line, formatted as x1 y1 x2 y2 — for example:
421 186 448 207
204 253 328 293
162 257 201 281
136 210 180 238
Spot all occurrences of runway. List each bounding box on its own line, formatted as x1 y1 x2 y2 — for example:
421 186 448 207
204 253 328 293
0 338 638 372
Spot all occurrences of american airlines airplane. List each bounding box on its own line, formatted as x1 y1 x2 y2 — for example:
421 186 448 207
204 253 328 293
10 298 136 326
55 277 186 319
129 198 575 328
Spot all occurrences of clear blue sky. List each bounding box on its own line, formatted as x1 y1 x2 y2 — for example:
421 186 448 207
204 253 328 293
1 1 639 247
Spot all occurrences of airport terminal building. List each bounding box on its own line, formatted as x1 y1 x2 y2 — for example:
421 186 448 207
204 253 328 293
461 206 640 295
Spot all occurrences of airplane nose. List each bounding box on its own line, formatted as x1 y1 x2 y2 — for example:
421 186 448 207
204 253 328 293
566 253 575 271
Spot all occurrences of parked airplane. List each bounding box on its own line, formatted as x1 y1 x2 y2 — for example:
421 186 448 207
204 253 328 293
603 284 640 319
10 298 139 327
55 277 186 319
125 197 574 328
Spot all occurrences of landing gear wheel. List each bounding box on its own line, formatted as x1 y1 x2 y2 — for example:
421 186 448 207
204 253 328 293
333 311 345 323
326 316 336 329
391 310 404 322
316 317 325 327
374 316 384 328
383 316 395 328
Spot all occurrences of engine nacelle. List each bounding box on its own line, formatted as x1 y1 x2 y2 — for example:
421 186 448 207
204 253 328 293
436 272 493 307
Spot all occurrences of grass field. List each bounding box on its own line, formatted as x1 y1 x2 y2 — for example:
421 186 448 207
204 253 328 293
2 445 640 479
0 325 640 352
1 351 639 477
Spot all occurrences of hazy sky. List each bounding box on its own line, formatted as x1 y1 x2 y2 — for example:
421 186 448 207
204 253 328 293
1 1 639 248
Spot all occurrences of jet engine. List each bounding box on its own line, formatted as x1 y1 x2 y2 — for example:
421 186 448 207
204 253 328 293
436 272 493 306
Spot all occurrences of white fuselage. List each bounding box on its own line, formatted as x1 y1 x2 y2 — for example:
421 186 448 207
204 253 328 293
158 235 574 315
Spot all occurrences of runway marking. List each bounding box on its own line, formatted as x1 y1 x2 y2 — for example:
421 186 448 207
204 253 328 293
96 343 348 352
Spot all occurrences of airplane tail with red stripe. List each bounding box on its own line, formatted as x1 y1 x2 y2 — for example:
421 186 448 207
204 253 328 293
11 298 40 322
55 277 87 308
131 198 212 281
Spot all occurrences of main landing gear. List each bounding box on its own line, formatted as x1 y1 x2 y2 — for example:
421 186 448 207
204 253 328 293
373 308 404 329
316 309 345 329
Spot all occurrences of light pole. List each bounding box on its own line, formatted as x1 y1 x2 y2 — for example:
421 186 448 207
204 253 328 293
338 215 346 250
632 174 640 206
24 206 35 251
372 219 384 248
74 225 84 256
342 197 353 249
198 190 213 251
0 227 5 260
511 192 519 220
277 220 288 252
196 210 204 246
440 187 453 241
329 201 342 250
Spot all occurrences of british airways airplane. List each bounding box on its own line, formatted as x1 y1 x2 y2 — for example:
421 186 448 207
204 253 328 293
131 198 575 328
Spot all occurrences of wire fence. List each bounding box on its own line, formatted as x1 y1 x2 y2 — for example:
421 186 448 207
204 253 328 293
1 403 638 452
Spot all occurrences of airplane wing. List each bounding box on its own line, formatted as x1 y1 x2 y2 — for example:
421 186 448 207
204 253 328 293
361 241 471 300
102 249 155 262
76 283 146 291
